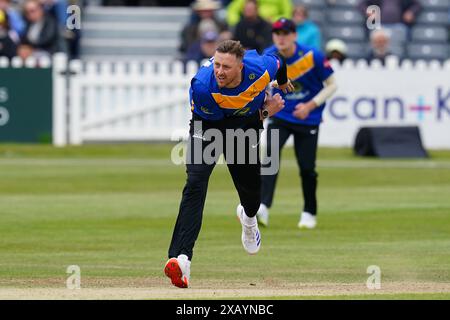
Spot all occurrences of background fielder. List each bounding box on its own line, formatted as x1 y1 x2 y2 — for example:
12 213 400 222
258 18 338 229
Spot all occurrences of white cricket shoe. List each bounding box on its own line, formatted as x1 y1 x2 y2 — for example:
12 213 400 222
164 254 191 288
256 203 269 227
236 204 261 254
298 211 317 229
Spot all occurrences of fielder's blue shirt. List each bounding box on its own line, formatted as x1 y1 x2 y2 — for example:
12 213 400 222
264 43 334 126
189 50 281 121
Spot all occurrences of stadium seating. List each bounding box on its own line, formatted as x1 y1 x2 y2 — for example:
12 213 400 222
412 26 448 42
80 1 450 62
308 9 325 26
419 0 449 10
325 26 366 41
293 0 327 9
327 8 365 25
383 26 408 45
81 6 190 59
407 43 449 60
327 0 361 8
342 42 369 59
417 11 449 25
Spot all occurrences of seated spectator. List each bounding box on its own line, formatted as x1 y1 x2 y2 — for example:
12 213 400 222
184 30 219 65
233 0 271 53
17 42 34 60
21 0 60 56
0 0 25 36
227 0 293 27
325 38 347 64
292 4 321 50
0 9 17 59
179 0 228 56
366 29 395 65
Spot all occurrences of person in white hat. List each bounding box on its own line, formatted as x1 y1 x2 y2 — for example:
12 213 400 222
179 0 228 55
325 38 348 64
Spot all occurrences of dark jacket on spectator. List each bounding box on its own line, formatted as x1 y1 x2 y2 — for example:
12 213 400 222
233 15 272 53
22 13 60 54
0 31 17 59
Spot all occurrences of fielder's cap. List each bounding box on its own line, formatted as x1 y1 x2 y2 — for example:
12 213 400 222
201 30 219 42
272 18 296 33
191 0 221 11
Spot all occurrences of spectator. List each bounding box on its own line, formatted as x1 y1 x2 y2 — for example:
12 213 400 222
227 0 293 27
17 42 34 60
184 30 219 65
0 0 25 36
292 4 321 50
366 29 394 65
22 0 60 56
325 38 347 64
233 0 272 53
0 9 17 59
179 0 228 55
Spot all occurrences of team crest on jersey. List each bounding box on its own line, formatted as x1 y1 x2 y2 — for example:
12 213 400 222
233 107 251 116
293 81 303 92
200 106 213 114
249 73 256 80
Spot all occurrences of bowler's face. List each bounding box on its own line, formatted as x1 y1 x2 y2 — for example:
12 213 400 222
213 52 243 88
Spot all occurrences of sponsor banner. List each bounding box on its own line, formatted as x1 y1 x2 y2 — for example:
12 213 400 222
0 68 52 143
320 62 450 149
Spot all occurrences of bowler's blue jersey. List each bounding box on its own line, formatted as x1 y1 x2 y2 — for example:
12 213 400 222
264 43 334 125
189 50 281 121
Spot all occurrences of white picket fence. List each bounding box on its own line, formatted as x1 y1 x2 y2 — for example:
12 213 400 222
52 54 197 146
51 54 450 149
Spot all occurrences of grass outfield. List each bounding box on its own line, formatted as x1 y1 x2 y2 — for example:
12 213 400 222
0 144 449 300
